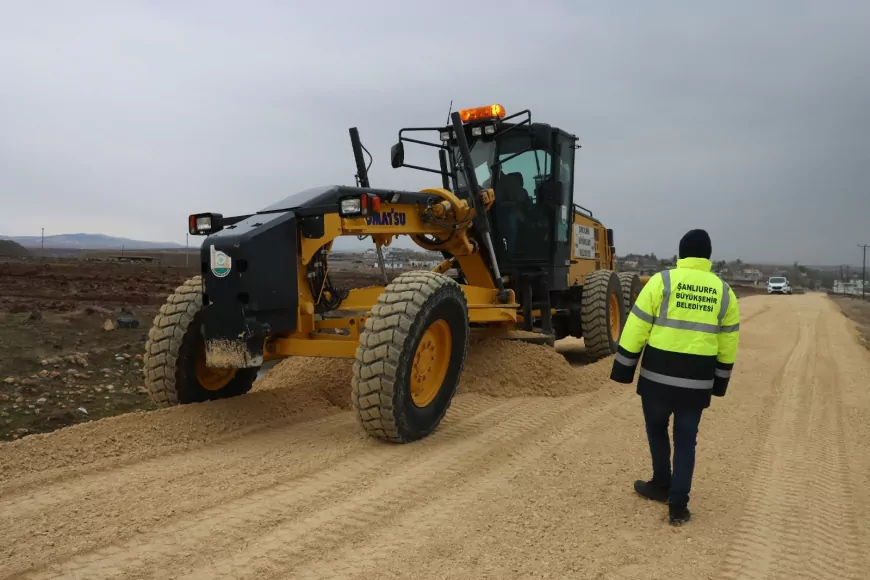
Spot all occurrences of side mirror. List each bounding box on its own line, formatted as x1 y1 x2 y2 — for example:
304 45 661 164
390 142 405 168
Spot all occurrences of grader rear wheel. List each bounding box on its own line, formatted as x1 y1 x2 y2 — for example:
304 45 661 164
352 271 469 443
618 272 643 314
581 270 626 359
143 276 259 406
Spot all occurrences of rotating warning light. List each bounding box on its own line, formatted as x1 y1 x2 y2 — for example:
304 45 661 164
459 104 506 123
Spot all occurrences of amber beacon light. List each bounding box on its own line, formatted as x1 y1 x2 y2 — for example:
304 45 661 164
458 104 506 123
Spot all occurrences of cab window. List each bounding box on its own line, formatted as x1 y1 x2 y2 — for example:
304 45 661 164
493 148 552 261
497 150 551 203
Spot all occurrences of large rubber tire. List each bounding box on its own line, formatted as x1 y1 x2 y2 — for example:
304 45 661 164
352 271 469 443
581 270 625 359
617 272 642 314
143 276 259 406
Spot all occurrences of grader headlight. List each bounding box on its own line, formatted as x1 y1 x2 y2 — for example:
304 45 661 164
188 213 223 235
339 193 375 217
340 198 362 216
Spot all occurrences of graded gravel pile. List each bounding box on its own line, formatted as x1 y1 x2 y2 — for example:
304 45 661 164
254 337 607 404
458 337 610 397
0 338 592 486
254 356 354 409
0 373 346 486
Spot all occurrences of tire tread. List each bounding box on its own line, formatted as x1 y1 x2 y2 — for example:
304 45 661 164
143 276 203 407
352 271 468 443
581 270 622 359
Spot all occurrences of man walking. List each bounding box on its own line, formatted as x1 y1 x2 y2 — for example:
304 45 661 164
610 229 740 525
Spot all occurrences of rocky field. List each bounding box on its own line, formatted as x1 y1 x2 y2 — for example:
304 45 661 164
0 257 385 441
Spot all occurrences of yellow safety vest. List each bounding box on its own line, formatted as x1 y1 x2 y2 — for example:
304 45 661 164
610 258 740 396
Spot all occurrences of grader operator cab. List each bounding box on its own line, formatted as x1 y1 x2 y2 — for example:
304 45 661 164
144 104 642 443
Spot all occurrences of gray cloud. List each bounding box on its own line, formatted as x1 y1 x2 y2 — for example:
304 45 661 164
1 0 868 264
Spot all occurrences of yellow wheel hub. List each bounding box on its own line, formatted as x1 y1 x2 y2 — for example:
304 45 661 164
609 292 622 342
195 343 237 391
410 319 452 407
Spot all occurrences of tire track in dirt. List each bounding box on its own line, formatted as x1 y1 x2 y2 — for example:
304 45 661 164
12 395 507 579
738 301 771 325
287 298 795 580
22 392 617 580
164 391 628 580
715 297 865 580
0 412 355 518
184 387 638 580
283 386 635 580
0 414 369 568
0 398 344 495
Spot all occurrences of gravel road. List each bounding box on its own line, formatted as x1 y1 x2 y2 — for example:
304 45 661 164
1 293 868 579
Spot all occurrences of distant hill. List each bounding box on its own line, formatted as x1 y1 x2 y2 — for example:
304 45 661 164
0 233 183 250
0 239 31 257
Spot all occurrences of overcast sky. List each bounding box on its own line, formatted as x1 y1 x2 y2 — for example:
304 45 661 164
1 0 868 265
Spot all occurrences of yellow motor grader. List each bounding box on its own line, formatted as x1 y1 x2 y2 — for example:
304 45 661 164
143 104 641 442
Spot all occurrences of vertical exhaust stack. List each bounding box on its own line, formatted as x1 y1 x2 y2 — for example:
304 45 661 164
349 127 371 188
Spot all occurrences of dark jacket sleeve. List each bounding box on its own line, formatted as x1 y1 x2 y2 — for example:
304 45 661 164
712 361 733 397
610 346 642 384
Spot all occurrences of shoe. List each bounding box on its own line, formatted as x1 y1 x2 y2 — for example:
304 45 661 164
634 479 669 503
668 504 691 526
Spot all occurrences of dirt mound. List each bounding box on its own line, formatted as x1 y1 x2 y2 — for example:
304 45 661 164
0 378 348 487
255 337 611 403
0 239 30 257
459 337 609 397
254 356 354 409
0 337 611 486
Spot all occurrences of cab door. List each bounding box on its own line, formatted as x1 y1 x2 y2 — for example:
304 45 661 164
550 133 576 289
492 147 555 264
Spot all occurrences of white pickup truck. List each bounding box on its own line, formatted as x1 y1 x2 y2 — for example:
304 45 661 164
767 276 792 295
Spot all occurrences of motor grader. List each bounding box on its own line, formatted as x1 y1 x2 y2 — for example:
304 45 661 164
143 104 642 443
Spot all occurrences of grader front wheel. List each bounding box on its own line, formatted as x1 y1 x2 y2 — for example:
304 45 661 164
581 270 626 359
143 276 259 406
352 271 469 443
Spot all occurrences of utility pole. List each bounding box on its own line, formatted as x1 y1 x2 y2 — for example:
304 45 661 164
41 228 44 250
860 244 869 300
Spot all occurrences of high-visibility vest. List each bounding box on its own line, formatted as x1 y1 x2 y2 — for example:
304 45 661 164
610 257 740 394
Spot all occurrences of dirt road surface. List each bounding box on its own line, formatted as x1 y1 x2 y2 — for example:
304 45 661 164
2 293 869 579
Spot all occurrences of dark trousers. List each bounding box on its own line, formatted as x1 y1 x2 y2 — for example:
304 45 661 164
641 393 704 506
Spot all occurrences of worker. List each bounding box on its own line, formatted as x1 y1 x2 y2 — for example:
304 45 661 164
610 229 740 526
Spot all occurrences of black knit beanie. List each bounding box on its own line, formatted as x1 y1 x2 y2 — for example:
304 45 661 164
679 229 712 259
